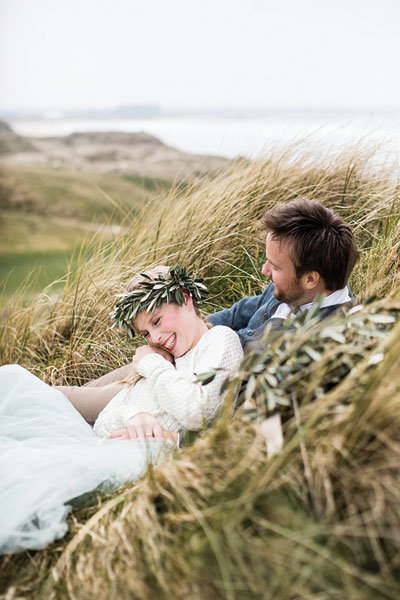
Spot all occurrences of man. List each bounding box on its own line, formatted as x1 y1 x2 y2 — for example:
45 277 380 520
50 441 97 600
68 198 358 418
208 198 359 349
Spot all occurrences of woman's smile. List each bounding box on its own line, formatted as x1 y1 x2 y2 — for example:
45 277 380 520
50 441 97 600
162 333 177 351
136 296 208 358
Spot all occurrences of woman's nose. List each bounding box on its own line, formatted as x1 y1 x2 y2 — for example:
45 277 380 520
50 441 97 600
148 330 161 345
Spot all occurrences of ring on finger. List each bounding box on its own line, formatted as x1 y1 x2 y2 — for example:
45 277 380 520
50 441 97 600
145 433 153 437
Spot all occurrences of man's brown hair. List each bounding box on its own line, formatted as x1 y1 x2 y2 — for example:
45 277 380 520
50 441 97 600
263 198 359 290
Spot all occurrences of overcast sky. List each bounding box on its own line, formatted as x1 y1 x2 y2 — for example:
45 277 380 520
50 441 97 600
0 0 399 111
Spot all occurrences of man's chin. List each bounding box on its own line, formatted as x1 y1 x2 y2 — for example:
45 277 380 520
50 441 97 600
273 290 285 303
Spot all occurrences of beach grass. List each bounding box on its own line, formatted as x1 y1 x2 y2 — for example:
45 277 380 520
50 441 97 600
0 140 400 599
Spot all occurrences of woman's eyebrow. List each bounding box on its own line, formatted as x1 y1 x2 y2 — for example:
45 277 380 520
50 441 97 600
138 308 161 335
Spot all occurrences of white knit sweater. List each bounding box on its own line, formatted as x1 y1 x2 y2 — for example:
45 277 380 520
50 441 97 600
93 326 243 438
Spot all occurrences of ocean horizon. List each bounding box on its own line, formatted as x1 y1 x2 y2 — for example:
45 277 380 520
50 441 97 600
8 108 400 161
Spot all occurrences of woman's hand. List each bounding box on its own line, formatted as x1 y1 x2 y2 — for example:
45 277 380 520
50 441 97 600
149 344 174 363
131 345 155 372
131 344 174 374
108 412 178 443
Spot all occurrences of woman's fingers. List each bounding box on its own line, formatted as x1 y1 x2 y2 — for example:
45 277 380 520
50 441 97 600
126 423 139 438
109 422 171 440
108 428 130 440
133 424 145 438
108 428 127 438
152 423 164 438
124 413 172 440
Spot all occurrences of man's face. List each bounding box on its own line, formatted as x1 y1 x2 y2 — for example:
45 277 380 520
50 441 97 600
261 233 308 306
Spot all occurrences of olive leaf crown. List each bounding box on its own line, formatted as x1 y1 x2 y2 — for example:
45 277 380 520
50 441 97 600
110 265 209 338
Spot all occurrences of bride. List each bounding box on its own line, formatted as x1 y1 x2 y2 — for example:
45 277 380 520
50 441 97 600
0 265 243 554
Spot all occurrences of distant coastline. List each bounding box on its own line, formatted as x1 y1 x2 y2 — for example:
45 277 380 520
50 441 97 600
1 104 400 122
4 109 400 160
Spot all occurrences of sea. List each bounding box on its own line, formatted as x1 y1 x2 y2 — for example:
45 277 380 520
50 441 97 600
8 109 400 161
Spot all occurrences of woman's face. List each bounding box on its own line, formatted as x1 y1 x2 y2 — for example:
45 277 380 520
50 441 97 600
135 296 204 358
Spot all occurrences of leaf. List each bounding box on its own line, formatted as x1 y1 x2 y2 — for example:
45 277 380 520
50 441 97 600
367 352 384 365
320 327 346 343
303 346 322 362
146 297 157 312
245 375 257 403
265 373 278 387
368 314 397 324
347 304 364 316
220 377 231 394
266 389 277 412
354 326 387 339
195 370 217 385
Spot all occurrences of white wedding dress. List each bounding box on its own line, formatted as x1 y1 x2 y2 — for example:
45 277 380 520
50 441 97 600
0 326 243 555
0 364 171 555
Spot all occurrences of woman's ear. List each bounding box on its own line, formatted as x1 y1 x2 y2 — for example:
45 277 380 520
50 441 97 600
182 291 194 307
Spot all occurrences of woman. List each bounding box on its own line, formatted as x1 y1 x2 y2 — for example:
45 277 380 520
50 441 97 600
0 265 243 554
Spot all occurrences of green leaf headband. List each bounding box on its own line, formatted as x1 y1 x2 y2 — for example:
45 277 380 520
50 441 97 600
110 265 209 338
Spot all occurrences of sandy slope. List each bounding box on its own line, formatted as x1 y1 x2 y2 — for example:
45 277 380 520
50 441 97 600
0 127 229 180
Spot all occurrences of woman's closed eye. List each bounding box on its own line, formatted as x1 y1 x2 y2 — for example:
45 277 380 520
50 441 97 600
141 318 160 339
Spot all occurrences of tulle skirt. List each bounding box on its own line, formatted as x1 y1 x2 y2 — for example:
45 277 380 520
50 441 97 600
0 365 172 554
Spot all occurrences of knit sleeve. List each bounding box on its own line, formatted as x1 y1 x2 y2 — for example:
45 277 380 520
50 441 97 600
122 326 243 431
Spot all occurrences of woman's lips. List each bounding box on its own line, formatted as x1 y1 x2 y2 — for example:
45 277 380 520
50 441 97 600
163 333 176 351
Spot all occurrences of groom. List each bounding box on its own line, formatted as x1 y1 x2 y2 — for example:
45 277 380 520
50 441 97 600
85 197 359 387
207 197 359 350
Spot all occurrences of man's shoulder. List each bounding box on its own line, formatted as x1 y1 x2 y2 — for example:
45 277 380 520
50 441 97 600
243 297 356 354
317 297 357 319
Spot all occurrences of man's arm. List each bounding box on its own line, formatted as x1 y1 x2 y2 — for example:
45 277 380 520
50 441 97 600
208 282 276 330
207 282 279 347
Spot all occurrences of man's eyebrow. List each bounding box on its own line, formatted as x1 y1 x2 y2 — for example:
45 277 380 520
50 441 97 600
265 255 279 268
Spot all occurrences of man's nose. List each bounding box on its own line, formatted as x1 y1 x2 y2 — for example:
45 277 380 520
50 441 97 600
262 262 271 277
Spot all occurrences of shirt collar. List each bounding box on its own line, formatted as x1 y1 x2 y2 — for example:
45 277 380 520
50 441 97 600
273 287 351 320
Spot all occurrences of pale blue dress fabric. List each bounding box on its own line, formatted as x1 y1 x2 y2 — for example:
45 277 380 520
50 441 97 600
0 364 170 555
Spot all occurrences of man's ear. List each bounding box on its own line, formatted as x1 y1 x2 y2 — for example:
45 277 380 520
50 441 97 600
302 271 320 290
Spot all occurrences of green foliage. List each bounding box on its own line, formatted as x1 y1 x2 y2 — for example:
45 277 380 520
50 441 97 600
228 300 400 420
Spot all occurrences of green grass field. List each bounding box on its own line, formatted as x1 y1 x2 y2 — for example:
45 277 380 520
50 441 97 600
0 250 80 299
0 165 174 296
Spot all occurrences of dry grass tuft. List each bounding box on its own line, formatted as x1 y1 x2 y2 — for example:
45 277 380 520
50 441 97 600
1 141 400 599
